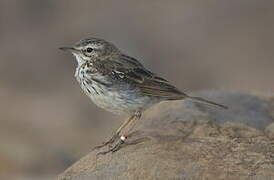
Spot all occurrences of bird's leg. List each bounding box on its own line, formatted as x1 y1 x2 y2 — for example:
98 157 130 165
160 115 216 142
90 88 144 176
115 114 136 137
125 111 142 133
97 111 142 155
92 115 135 150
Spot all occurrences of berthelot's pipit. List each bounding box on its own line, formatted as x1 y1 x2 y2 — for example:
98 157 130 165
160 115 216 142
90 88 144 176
60 37 227 154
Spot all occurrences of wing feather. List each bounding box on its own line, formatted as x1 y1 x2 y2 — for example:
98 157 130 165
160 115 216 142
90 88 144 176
101 54 187 100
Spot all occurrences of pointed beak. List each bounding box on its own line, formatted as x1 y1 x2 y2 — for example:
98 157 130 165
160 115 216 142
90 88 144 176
59 46 80 53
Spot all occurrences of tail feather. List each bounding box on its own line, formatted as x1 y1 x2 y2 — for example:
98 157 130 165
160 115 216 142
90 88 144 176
186 95 228 109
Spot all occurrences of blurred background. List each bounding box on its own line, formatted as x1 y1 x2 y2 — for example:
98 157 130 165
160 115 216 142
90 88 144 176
0 0 274 179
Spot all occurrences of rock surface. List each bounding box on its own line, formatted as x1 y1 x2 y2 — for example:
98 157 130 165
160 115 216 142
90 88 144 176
58 90 274 180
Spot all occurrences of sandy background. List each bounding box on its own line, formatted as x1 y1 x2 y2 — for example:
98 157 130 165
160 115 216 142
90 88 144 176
0 0 273 179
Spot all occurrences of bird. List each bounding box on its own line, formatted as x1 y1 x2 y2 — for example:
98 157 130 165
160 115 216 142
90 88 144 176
60 37 227 154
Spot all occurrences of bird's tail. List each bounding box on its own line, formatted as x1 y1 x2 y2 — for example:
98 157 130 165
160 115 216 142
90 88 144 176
186 95 228 109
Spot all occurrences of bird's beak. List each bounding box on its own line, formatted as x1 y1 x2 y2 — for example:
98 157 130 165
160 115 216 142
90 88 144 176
59 46 80 54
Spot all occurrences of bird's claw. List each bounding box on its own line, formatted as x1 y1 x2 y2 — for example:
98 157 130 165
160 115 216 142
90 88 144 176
92 133 120 151
96 139 124 156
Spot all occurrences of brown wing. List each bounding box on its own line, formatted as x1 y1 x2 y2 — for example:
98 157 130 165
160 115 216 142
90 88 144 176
103 54 187 100
132 68 187 100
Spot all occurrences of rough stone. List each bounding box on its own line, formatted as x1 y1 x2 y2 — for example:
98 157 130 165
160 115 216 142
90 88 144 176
58 90 274 180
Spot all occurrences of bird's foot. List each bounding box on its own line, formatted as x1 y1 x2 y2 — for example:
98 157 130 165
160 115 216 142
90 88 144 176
96 135 128 156
92 133 120 151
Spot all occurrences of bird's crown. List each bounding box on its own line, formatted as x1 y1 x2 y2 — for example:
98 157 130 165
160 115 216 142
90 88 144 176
60 37 120 63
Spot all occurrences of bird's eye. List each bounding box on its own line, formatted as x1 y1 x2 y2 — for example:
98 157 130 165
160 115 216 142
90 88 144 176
86 47 93 53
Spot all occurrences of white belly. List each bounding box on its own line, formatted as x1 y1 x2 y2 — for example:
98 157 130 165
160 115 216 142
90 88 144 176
84 81 159 115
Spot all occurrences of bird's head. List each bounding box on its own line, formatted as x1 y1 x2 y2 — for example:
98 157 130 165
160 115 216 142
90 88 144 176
60 37 120 64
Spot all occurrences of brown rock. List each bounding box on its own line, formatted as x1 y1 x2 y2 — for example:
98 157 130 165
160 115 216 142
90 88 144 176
265 123 274 139
58 90 274 180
